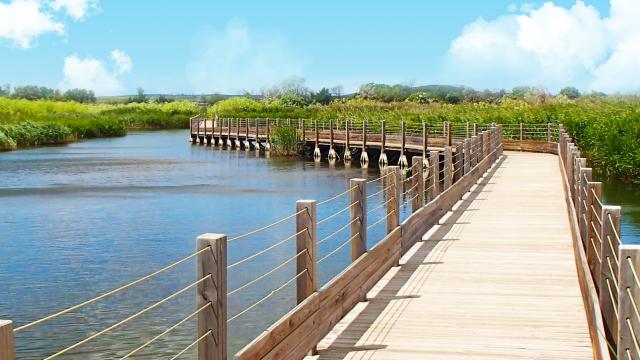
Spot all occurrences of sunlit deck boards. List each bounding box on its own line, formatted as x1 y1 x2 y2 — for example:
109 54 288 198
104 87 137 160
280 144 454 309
307 151 593 359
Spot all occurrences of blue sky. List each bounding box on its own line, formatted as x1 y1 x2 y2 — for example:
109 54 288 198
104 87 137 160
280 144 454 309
3 0 637 96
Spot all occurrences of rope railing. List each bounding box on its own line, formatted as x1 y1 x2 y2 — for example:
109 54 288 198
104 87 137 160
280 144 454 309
367 183 395 199
317 185 358 206
318 217 360 246
317 201 359 225
367 211 395 230
228 208 306 243
169 329 212 360
227 227 308 270
367 197 395 215
318 233 360 263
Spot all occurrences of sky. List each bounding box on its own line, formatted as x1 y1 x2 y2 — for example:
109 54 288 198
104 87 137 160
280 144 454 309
1 0 637 96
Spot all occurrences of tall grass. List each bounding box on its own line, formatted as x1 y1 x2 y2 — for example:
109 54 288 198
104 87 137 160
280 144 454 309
271 125 300 155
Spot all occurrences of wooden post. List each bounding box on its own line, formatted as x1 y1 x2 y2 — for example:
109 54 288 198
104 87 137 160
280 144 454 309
328 120 337 160
360 120 368 164
379 120 388 166
473 123 478 136
0 320 15 360
478 132 484 163
519 123 524 141
618 244 640 358
600 205 621 342
429 150 440 199
422 122 428 159
574 158 586 209
385 167 400 233
483 131 490 157
547 123 552 143
344 120 351 160
470 136 478 168
301 119 306 144
585 182 602 279
446 121 452 146
411 156 424 212
444 146 453 190
196 233 227 360
227 118 232 146
463 139 470 175
313 120 320 160
399 121 408 167
296 200 317 304
350 179 367 261
453 143 463 183
266 118 271 145
466 121 470 139
578 168 593 240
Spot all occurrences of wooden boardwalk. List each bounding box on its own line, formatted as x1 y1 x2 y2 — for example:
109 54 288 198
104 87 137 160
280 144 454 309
308 151 593 359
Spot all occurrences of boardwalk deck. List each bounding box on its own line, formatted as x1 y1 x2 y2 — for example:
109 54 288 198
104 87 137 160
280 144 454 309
307 151 593 359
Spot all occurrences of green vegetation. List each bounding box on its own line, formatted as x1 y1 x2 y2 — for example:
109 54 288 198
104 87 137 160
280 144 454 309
270 125 300 156
0 98 198 150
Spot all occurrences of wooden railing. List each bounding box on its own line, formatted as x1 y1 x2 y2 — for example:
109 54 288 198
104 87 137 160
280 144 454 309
558 126 637 360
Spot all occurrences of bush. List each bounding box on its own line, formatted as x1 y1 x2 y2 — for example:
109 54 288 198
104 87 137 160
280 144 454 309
271 125 299 156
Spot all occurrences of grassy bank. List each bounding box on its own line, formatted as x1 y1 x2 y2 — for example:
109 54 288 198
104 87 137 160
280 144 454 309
208 97 640 181
0 98 198 150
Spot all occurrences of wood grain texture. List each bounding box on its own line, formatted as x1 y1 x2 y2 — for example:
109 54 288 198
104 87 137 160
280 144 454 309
309 152 593 360
0 320 15 360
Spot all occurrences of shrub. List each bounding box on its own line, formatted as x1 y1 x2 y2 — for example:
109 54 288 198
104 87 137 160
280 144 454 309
271 125 299 156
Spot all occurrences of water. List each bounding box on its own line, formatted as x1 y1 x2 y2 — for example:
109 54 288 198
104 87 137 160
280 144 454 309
596 172 640 244
0 130 413 359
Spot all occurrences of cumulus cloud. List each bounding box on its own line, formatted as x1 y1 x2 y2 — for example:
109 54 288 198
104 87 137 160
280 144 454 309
187 18 305 94
445 0 640 93
60 50 132 96
49 0 98 21
0 0 64 48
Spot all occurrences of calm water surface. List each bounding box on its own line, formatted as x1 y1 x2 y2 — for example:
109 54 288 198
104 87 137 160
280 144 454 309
0 130 413 359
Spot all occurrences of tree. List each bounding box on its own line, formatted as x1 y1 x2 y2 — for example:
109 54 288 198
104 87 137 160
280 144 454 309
0 84 9 97
155 94 173 103
63 88 96 103
313 88 332 105
511 86 535 100
128 87 146 103
560 86 581 99
12 85 55 100
330 85 343 98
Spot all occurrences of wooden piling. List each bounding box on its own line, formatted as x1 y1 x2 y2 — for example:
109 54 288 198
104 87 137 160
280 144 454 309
196 233 227 360
399 121 408 167
473 123 478 136
344 120 351 161
386 167 400 233
429 150 440 199
0 320 15 360
380 120 387 166
422 122 428 160
411 156 424 213
361 120 368 164
350 179 367 261
444 146 453 190
296 200 317 304
446 121 452 146
618 244 640 358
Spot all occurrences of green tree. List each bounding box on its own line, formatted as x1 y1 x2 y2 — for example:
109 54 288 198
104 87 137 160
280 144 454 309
313 88 333 105
63 88 96 103
12 85 55 100
560 86 581 99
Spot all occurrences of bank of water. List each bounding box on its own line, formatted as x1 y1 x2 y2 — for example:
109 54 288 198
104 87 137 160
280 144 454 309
0 130 413 359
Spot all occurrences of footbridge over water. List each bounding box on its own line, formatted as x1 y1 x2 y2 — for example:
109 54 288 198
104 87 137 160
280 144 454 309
1 122 636 360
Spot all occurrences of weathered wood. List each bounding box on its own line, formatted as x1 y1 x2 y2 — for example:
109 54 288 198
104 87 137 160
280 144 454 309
411 156 424 213
473 122 478 136
446 121 452 146
422 122 428 159
429 150 440 199
586 182 603 280
443 146 453 190
547 123 552 143
600 205 621 341
343 120 351 161
386 167 400 234
296 200 317 304
578 168 593 241
0 320 15 360
350 178 367 261
520 122 524 141
463 139 470 175
196 233 227 360
618 245 640 359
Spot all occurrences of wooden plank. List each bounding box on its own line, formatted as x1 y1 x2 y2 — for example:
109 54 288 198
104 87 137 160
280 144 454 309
618 245 640 359
0 320 15 360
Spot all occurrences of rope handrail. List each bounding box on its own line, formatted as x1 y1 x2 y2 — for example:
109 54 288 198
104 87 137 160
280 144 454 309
318 217 360 245
366 171 393 184
604 278 619 318
13 246 213 333
605 256 620 291
169 329 212 360
626 318 640 357
608 212 622 245
318 201 360 225
367 210 395 230
591 188 603 208
43 275 212 359
228 208 306 243
227 269 309 323
400 191 422 208
605 235 620 266
401 181 421 197
318 233 360 263
627 257 640 290
317 185 358 206
592 205 602 226
228 249 308 296
590 235 602 263
367 197 395 215
367 183 395 199
228 228 308 270
121 302 211 359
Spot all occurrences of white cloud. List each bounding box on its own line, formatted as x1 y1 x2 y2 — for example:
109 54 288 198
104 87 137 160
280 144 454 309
49 0 98 21
0 0 64 49
445 0 640 93
186 18 305 94
111 49 132 74
60 50 132 96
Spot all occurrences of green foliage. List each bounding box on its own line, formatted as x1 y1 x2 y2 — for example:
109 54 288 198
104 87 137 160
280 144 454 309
271 125 299 155
63 88 97 103
0 130 16 150
313 88 333 105
12 85 56 100
560 86 581 99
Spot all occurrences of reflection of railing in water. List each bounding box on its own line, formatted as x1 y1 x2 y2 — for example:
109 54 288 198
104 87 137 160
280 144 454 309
0 127 503 359
558 127 636 360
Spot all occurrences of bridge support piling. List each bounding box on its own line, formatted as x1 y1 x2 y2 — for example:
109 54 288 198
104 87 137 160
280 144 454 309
328 120 337 160
296 200 317 304
360 120 368 166
265 118 271 151
313 120 321 161
379 120 388 167
411 156 424 213
0 320 15 360
196 233 227 360
254 119 260 150
429 150 441 200
444 147 453 190
350 179 367 262
618 244 640 358
344 120 352 161
399 121 408 168
600 205 621 341
226 118 232 147
385 167 400 233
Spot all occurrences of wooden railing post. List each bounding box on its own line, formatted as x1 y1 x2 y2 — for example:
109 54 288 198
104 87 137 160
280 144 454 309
444 146 453 190
350 178 367 261
0 320 15 360
422 122 428 160
478 132 484 163
578 168 593 240
574 158 586 210
586 181 603 279
379 120 388 166
453 143 463 183
547 123 552 143
618 244 640 358
328 120 337 160
411 156 424 212
399 121 408 168
429 150 440 199
266 118 271 147
519 123 524 141
470 136 478 168
466 121 470 139
463 139 470 175
600 205 621 342
446 121 452 146
483 131 490 157
385 167 400 233
473 123 478 136
196 233 227 360
296 200 317 304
